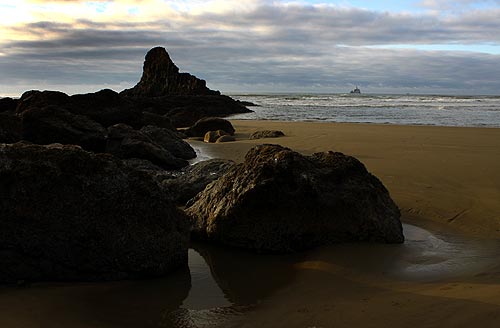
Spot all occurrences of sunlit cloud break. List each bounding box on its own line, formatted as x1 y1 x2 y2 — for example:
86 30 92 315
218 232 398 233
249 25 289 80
0 0 500 96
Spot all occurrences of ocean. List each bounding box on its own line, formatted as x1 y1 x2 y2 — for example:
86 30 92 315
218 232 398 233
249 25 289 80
229 94 500 127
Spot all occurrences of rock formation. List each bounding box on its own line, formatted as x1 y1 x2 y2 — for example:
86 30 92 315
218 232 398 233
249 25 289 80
121 47 220 97
140 125 196 160
20 105 107 152
185 117 235 137
249 130 285 140
204 130 229 143
186 144 404 253
0 142 189 283
163 159 235 205
106 124 189 170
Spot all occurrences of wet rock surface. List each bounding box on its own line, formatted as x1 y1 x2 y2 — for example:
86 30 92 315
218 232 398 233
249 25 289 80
0 142 190 283
186 144 404 253
249 130 285 140
164 159 235 205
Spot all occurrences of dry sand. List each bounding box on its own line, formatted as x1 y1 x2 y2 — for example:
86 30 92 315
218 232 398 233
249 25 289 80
190 119 500 327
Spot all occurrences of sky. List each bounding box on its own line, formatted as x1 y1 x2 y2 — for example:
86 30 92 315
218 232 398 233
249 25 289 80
1 0 500 96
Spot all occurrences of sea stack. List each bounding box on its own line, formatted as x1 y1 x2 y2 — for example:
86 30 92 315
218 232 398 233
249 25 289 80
121 47 220 97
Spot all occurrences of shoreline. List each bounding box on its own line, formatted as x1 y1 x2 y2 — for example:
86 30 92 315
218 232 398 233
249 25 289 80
190 119 500 327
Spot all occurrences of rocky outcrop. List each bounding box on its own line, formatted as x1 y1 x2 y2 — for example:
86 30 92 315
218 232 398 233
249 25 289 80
20 105 107 152
0 142 189 283
69 89 142 128
0 97 18 113
164 159 235 205
249 130 285 140
185 117 235 137
140 125 196 160
106 124 188 170
121 47 220 97
186 144 404 253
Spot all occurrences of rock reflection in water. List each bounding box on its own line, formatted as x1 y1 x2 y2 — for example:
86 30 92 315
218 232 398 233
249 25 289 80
191 241 301 305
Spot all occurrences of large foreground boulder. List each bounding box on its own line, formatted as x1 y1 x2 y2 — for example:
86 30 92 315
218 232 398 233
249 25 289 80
0 142 190 283
186 144 403 253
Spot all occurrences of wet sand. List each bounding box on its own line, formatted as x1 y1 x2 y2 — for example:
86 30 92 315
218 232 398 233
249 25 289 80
188 120 500 327
1 120 500 327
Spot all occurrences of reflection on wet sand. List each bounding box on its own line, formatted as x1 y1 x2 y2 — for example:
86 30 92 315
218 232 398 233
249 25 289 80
191 242 301 305
1 223 499 327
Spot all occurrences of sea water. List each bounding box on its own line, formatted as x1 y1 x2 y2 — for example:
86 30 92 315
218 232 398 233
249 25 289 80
230 94 500 127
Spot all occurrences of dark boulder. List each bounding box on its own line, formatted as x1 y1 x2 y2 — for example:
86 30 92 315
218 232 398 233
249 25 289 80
106 124 188 170
70 89 142 128
121 47 220 97
20 105 107 152
0 113 22 143
140 125 196 160
0 97 19 113
186 144 404 253
185 117 235 137
0 142 189 283
16 90 71 114
249 130 285 140
164 159 235 205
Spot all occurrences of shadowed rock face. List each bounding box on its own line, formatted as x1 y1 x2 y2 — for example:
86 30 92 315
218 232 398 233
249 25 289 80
0 142 190 283
164 159 235 205
121 47 220 97
185 117 235 137
106 124 189 170
186 144 404 253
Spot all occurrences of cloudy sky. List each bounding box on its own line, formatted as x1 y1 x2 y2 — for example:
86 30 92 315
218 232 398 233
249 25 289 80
1 0 500 96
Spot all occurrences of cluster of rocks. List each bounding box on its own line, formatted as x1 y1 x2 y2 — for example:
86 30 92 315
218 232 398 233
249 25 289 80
0 46 404 284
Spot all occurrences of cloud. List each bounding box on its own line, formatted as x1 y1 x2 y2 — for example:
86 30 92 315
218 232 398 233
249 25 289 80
1 1 500 95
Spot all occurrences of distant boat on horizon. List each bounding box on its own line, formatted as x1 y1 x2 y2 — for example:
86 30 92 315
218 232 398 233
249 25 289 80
350 86 361 94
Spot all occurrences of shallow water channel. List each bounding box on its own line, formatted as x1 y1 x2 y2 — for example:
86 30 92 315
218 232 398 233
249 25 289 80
0 224 498 327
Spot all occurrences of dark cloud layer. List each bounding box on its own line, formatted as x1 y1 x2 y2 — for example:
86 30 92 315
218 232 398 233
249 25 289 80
1 4 500 95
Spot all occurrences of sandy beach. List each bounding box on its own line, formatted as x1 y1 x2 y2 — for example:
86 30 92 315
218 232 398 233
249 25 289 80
189 119 500 327
1 119 500 327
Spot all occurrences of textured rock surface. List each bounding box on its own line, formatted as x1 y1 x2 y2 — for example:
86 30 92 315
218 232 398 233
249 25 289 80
204 130 229 143
185 117 235 137
140 125 196 160
0 113 22 143
106 124 188 170
215 135 236 143
186 144 404 253
164 159 235 205
21 105 107 152
121 47 220 97
0 142 189 283
249 130 285 140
